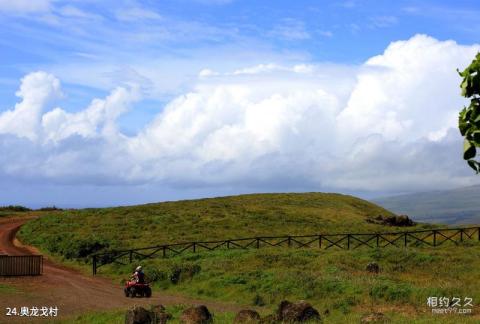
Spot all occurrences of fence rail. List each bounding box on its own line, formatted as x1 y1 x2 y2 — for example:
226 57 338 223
0 255 43 276
92 226 480 275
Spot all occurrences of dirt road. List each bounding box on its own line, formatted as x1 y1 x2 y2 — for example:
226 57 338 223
0 218 245 322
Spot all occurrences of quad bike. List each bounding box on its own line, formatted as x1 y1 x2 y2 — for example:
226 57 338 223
124 280 152 298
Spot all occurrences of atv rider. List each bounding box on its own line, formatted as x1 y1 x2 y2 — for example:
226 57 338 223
131 266 145 284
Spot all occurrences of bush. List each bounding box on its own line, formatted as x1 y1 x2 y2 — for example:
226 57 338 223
40 234 110 260
169 264 201 284
37 206 63 211
145 268 168 282
0 205 31 212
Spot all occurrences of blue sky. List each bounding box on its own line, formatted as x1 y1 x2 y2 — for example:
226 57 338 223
0 0 479 207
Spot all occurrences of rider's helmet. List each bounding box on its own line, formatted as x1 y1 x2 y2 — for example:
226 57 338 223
136 266 142 272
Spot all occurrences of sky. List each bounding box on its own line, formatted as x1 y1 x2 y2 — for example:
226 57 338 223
0 0 480 208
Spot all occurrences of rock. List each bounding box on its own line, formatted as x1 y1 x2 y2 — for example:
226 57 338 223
180 305 213 324
366 262 380 274
360 312 387 323
151 305 172 324
389 215 415 226
125 306 153 324
151 305 166 313
234 309 261 323
368 215 415 227
276 300 321 322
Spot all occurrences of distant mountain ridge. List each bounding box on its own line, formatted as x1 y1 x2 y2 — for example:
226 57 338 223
372 185 480 225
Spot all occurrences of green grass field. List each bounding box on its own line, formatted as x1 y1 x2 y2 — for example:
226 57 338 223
16 193 480 323
18 193 425 260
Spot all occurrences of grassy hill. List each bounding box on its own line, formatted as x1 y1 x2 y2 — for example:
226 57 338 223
16 193 480 323
373 185 480 225
18 193 411 255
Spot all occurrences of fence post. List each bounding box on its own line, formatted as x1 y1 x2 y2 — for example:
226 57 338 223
227 240 230 249
478 227 480 241
433 230 436 247
193 242 196 253
318 235 322 249
129 250 133 263
162 246 166 258
347 234 351 249
93 255 97 276
288 236 292 247
376 234 379 247
460 229 464 242
404 232 407 247
256 238 260 249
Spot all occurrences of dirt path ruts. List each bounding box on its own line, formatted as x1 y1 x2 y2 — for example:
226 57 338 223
0 218 245 322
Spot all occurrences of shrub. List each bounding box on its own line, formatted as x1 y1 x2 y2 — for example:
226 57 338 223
40 234 110 260
145 268 168 282
170 266 182 284
169 264 201 284
37 206 63 211
0 205 31 212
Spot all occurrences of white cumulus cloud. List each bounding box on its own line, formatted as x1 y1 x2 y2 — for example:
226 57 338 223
0 72 61 140
42 86 140 143
0 35 479 194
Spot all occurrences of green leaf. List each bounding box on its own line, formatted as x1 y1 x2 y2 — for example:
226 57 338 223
459 123 468 136
460 77 469 97
473 131 480 145
467 160 480 174
464 140 476 160
458 53 480 173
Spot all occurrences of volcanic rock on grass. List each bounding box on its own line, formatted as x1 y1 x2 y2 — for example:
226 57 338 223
151 305 172 324
276 300 321 322
180 305 213 324
366 262 380 274
367 215 415 227
234 309 261 323
125 306 153 324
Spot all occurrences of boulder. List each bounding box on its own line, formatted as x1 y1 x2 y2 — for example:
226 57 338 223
125 306 153 324
234 309 261 323
151 305 172 324
276 300 321 322
368 215 415 227
366 262 380 274
389 215 415 227
180 305 213 324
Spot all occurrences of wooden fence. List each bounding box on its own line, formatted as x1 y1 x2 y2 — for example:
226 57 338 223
0 255 43 276
92 227 480 275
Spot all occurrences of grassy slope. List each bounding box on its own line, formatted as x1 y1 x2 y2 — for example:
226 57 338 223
16 193 480 323
18 193 410 252
373 185 480 225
